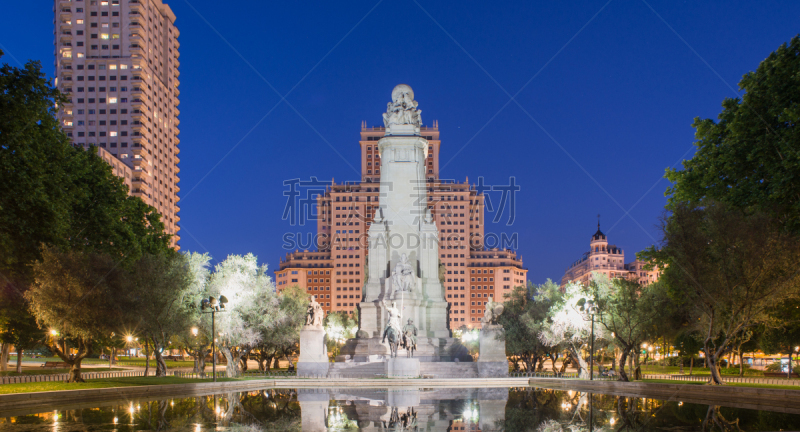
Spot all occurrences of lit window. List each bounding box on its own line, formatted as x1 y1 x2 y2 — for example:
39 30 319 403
109 64 117 70
62 51 72 58
77 53 84 58
102 23 109 28
109 96 117 103
76 19 84 24
120 64 128 69
64 121 73 126
101 34 109 40
112 34 119 39
101 1 109 5
110 131 117 137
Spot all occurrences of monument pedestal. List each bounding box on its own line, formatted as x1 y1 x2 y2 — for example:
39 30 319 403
298 389 329 432
477 324 508 377
297 325 329 378
386 357 420 378
337 336 464 363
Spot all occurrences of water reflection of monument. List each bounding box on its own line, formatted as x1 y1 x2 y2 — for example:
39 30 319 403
297 387 509 432
297 84 507 378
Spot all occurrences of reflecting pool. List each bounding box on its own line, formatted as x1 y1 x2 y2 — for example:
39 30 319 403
3 386 800 431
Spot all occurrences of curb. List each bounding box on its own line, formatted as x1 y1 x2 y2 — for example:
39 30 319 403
529 378 800 415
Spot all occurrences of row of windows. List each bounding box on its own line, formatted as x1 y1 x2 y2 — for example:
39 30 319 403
75 131 126 137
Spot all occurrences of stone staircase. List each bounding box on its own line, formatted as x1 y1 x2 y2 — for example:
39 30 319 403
420 362 478 378
327 361 479 378
328 362 387 378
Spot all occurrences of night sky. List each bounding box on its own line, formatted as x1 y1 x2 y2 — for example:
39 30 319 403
2 1 798 284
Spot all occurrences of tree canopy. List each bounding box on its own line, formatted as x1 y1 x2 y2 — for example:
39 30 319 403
666 36 800 233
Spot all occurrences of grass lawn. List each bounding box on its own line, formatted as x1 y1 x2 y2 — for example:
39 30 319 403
642 378 800 391
0 368 126 377
0 376 240 395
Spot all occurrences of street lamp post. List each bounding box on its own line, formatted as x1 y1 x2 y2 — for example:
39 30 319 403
200 295 227 382
588 301 595 381
577 298 597 380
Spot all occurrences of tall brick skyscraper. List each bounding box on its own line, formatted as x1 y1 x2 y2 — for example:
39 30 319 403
276 121 528 329
54 0 181 247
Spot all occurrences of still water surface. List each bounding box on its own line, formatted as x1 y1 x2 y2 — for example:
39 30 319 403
2 386 799 431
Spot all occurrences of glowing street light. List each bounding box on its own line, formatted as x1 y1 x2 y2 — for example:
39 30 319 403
191 327 198 336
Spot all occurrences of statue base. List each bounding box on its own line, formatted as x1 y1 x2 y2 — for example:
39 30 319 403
298 325 329 378
387 357 420 378
478 324 508 377
336 336 469 362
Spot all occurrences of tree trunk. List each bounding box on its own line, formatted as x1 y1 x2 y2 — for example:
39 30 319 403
222 347 242 378
49 337 90 382
569 346 589 379
143 341 150 377
618 349 630 382
15 346 23 374
0 343 9 371
611 348 617 372
153 347 167 377
738 346 744 377
704 345 724 385
633 351 642 380
689 356 694 376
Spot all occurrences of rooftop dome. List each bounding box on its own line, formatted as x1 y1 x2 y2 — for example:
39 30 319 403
592 221 606 241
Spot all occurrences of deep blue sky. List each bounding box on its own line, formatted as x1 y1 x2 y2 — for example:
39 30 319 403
2 1 798 284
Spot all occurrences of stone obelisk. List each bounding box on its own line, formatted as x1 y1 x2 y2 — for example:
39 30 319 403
339 84 451 362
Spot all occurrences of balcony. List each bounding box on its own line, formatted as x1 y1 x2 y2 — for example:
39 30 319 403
132 157 147 168
129 2 142 12
129 46 144 56
59 0 72 6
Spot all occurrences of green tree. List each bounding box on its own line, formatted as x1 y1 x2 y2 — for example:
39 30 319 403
255 285 308 370
122 252 193 377
500 281 560 372
645 202 800 384
26 248 127 382
0 50 74 282
760 299 800 378
665 36 800 233
65 146 171 263
674 330 703 375
592 278 663 381
0 284 45 373
205 254 282 377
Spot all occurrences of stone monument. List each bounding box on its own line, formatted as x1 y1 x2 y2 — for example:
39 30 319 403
477 296 509 377
297 296 329 377
338 84 458 367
